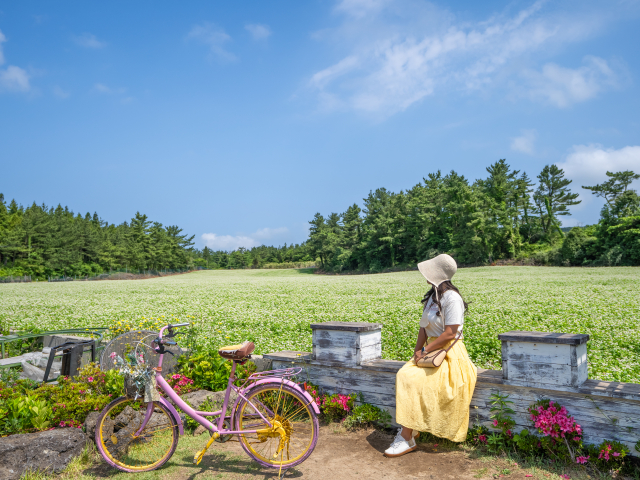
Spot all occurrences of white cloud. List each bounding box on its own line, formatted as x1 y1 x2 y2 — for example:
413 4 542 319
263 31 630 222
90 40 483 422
309 0 620 116
558 144 640 191
0 29 5 65
201 227 290 251
0 65 30 92
245 24 272 40
524 56 617 107
73 33 107 49
0 29 31 93
93 83 126 94
334 0 391 18
511 129 537 155
187 23 235 61
53 86 70 98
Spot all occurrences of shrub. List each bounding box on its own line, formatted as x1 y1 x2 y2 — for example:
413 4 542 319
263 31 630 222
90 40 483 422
560 228 597 265
584 440 630 473
168 373 196 395
342 402 391 429
528 399 583 462
177 350 255 392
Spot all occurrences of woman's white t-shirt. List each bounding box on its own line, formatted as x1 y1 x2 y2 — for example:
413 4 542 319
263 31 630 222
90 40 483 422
419 290 465 338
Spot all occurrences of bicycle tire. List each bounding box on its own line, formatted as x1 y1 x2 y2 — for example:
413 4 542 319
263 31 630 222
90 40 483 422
95 396 179 472
234 383 319 469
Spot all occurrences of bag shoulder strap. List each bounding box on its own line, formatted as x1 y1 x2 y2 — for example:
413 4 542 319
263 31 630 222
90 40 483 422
444 331 462 353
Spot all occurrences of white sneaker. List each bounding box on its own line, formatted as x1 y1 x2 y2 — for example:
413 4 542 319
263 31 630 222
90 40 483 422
384 429 417 458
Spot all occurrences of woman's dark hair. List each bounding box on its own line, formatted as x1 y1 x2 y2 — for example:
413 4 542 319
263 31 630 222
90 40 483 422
421 280 469 316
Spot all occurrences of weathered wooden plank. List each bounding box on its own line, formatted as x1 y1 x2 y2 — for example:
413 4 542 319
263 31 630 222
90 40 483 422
498 331 589 345
505 342 585 366
299 372 395 397
310 322 382 332
470 396 640 430
471 385 640 415
314 346 356 364
312 329 381 349
313 329 357 349
361 359 405 373
505 361 576 386
297 363 397 387
359 343 382 363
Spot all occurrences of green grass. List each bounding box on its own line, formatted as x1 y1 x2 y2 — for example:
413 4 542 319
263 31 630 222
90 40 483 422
19 435 275 480
1 267 639 382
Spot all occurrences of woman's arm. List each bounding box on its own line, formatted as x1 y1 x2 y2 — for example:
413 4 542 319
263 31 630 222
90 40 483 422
411 328 428 363
421 324 459 355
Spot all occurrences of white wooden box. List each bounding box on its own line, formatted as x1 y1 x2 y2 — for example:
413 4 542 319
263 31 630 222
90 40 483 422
311 322 382 367
499 331 589 390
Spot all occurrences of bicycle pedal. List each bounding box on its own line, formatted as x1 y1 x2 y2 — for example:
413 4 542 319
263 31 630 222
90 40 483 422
193 451 205 465
192 431 219 465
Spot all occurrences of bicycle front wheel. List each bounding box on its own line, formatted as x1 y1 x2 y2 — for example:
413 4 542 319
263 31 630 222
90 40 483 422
235 383 319 469
95 396 179 472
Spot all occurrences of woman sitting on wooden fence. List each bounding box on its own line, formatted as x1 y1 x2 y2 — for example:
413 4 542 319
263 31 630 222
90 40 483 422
385 254 478 457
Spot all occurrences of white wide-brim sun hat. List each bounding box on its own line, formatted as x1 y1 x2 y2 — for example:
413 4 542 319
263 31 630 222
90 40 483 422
417 254 457 287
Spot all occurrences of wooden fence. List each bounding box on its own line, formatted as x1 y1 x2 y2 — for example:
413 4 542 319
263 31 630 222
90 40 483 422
264 322 640 452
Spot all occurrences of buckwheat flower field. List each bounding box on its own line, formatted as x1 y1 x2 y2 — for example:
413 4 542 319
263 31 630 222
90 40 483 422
1 267 638 383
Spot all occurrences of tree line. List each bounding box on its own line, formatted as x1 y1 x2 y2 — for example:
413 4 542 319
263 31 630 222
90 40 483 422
192 244 313 270
2 161 638 278
0 197 195 278
306 161 640 272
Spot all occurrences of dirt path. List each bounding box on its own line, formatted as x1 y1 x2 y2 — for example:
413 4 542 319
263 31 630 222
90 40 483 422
159 427 500 480
83 426 595 480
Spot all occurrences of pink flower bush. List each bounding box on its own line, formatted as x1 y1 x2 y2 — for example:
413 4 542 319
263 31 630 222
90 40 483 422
598 443 624 461
168 373 195 395
528 400 582 440
576 456 589 464
59 419 83 429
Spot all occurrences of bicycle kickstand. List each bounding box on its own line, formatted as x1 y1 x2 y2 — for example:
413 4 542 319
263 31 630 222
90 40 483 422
193 432 220 465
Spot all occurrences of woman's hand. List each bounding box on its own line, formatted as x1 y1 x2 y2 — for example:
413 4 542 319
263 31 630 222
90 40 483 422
412 350 424 363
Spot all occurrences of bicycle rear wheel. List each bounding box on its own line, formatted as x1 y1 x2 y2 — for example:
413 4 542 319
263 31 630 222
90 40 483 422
234 383 319 469
95 396 179 472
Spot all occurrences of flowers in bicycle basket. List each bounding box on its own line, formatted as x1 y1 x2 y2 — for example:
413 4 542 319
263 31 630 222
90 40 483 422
113 352 153 401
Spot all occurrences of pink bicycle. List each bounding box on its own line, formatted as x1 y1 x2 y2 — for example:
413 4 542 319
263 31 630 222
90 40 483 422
95 322 320 474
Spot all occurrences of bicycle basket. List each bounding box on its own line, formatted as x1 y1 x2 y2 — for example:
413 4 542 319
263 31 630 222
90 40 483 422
100 330 182 375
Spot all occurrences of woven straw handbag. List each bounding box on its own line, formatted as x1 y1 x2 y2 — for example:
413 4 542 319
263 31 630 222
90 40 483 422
414 330 461 368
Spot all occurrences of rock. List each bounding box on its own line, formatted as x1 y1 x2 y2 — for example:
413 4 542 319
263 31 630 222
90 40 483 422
193 425 207 436
181 389 237 410
0 351 40 367
0 428 90 480
84 411 101 438
20 360 45 382
249 354 272 372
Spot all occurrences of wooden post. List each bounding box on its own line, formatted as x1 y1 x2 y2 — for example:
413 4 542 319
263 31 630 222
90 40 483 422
310 322 382 367
498 331 589 390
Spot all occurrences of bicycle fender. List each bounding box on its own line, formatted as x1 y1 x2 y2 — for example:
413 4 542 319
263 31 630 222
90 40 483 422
243 378 321 415
158 397 185 435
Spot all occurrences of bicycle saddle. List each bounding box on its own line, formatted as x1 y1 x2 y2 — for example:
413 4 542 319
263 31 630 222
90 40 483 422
218 341 255 360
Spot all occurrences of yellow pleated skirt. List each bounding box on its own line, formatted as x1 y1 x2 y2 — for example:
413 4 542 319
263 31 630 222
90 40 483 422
395 337 477 442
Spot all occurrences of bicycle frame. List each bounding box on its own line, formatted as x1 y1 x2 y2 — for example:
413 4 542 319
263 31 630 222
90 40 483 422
141 324 319 439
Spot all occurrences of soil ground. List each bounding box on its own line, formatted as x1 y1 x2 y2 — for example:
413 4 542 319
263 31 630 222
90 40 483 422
65 426 605 480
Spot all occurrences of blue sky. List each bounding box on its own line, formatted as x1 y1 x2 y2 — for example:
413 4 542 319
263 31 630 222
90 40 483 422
1 0 640 250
